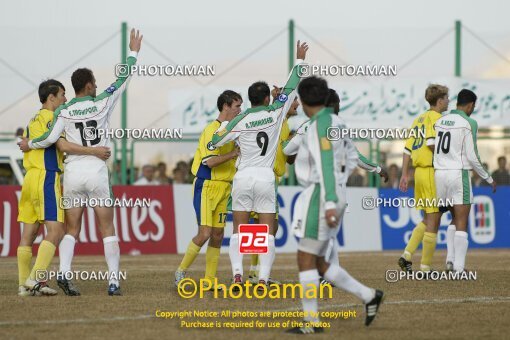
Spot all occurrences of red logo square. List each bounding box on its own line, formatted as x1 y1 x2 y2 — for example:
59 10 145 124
238 224 269 254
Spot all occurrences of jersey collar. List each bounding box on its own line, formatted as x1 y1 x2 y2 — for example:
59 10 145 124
67 96 94 106
450 109 468 118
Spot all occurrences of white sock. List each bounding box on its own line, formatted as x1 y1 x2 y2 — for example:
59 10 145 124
258 235 275 282
299 269 320 323
229 234 243 277
59 234 76 275
446 224 456 263
103 236 120 286
324 264 374 303
327 240 339 266
453 231 468 272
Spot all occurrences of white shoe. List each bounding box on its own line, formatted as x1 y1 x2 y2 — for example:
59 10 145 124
24 278 58 296
18 286 30 297
174 270 186 288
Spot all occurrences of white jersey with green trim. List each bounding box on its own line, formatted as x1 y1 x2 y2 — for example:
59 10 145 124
284 115 379 184
29 51 138 164
211 59 304 173
294 108 347 210
433 109 493 182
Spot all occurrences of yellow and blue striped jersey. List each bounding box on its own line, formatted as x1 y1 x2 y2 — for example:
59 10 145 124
23 109 63 172
192 120 236 181
404 110 442 168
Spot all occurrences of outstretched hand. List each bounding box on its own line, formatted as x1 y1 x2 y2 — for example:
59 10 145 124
296 40 309 60
129 29 143 52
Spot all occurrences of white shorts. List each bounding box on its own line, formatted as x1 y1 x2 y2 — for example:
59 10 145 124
231 167 276 213
63 160 111 205
435 169 472 206
292 183 346 241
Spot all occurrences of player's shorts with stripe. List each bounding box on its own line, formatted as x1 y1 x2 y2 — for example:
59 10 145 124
63 160 112 204
232 167 276 214
414 166 439 213
193 178 231 228
292 183 346 244
435 169 472 205
18 169 64 223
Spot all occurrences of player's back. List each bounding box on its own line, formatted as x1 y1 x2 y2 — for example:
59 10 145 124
234 107 285 171
58 96 114 164
405 110 442 168
434 110 473 170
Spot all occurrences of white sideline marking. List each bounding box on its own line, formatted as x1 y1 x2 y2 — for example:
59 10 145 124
1 296 509 327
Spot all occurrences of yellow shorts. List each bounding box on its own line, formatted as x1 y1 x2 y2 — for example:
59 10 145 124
192 178 231 228
18 169 64 224
414 167 439 214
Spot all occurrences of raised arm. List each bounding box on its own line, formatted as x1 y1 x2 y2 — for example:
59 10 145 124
266 41 308 116
95 29 142 110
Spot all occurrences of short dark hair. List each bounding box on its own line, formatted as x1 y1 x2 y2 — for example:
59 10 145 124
457 89 477 106
248 81 270 106
217 90 242 111
298 76 329 106
498 156 506 162
325 89 340 108
71 68 94 93
38 79 65 104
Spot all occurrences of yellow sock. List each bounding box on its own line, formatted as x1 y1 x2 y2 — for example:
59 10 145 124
29 240 56 281
421 232 438 268
204 246 220 280
17 246 32 286
178 241 201 271
404 222 426 260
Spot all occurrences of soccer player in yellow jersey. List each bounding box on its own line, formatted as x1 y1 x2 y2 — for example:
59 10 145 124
398 84 450 272
175 90 242 289
17 80 110 296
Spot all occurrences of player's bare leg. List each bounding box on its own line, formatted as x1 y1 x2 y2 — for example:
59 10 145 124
229 211 250 287
24 221 64 296
451 205 471 272
57 207 83 296
94 205 121 295
257 213 276 287
17 223 39 296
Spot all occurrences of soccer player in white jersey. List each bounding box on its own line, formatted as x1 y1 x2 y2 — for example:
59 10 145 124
284 88 388 281
284 77 383 334
433 89 496 272
19 29 143 296
211 41 308 288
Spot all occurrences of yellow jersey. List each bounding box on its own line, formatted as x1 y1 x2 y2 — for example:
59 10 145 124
191 120 236 181
23 109 64 172
404 110 442 168
273 118 290 177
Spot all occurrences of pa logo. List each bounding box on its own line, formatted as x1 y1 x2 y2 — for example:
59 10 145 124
106 85 117 94
207 141 216 151
277 93 288 103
